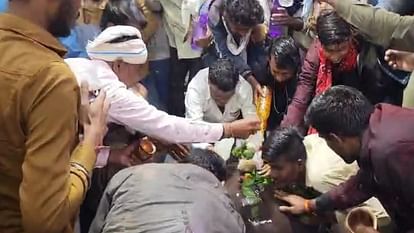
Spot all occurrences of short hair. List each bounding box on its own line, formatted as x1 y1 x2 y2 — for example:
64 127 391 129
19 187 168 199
100 0 147 30
262 127 306 163
224 0 264 27
316 10 351 46
305 85 374 137
208 58 239 92
180 149 227 181
270 36 301 72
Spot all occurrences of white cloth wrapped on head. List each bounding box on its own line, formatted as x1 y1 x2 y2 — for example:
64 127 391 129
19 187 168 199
86 25 148 65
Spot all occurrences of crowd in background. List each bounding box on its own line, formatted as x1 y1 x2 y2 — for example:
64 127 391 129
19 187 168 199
1 0 414 233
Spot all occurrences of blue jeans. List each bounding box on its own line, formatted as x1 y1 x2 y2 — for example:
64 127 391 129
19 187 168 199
142 59 170 111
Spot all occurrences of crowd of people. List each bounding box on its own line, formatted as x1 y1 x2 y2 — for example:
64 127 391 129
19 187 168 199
0 0 414 232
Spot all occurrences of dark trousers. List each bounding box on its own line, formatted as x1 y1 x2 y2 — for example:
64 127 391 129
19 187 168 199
168 47 202 117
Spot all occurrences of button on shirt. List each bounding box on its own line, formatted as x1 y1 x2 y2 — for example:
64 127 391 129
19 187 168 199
65 58 224 144
185 67 257 123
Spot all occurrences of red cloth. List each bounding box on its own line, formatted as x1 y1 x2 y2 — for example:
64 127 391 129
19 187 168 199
308 41 358 135
315 40 358 95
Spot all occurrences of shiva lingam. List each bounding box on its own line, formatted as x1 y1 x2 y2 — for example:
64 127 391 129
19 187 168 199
256 86 272 136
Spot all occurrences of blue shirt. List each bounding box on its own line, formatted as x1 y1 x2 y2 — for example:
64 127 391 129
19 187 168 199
0 0 8 12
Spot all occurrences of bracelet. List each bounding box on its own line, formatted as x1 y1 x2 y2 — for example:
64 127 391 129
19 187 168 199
70 162 91 189
304 199 312 213
229 123 234 138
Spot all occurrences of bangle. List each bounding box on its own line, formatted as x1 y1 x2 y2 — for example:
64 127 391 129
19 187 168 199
229 123 234 138
304 199 312 213
70 162 91 189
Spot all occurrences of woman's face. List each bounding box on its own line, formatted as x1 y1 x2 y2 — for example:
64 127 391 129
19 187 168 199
322 40 351 64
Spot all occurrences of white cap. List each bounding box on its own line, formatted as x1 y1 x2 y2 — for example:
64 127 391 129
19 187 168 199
87 25 148 65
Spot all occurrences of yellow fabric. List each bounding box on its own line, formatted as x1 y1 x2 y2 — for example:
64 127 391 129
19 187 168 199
403 72 414 108
0 13 96 233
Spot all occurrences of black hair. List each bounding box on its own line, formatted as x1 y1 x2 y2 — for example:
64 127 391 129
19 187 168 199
316 10 351 46
270 36 301 72
224 0 264 27
262 127 306 163
208 58 239 92
180 149 227 181
100 0 147 30
305 85 374 137
108 35 140 43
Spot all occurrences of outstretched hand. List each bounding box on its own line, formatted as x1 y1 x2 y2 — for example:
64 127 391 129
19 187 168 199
274 190 309 215
384 49 414 72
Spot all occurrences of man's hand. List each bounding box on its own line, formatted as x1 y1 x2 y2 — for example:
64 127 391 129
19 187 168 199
271 8 304 31
258 163 271 177
246 75 265 102
194 29 213 49
80 82 110 147
224 117 261 139
384 49 414 72
274 191 310 215
169 144 191 161
250 24 267 43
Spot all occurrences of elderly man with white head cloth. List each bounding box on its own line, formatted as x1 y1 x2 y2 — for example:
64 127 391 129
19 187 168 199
65 25 260 167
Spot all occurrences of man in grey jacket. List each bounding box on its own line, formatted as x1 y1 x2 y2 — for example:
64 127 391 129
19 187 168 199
89 149 245 233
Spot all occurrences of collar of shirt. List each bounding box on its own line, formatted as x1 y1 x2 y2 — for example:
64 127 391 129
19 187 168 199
0 13 66 57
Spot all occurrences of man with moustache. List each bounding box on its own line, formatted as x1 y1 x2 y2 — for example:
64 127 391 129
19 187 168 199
0 0 108 233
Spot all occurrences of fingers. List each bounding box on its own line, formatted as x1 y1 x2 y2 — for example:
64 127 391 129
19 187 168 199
279 206 295 213
79 81 90 126
258 164 271 176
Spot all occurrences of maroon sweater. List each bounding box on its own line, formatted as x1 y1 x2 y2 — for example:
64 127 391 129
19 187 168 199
316 104 414 233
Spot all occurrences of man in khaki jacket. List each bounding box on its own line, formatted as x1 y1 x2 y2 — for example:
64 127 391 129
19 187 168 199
0 0 108 233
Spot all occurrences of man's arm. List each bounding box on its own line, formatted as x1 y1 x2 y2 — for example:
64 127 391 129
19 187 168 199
324 0 414 52
239 79 257 118
185 75 206 122
137 0 160 42
19 63 96 233
106 84 224 144
281 40 319 128
315 169 374 212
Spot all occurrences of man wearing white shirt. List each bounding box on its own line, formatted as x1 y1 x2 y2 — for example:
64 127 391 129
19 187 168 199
65 26 261 167
185 58 257 123
262 127 390 233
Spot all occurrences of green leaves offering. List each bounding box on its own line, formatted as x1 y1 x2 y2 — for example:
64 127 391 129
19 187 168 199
232 143 255 160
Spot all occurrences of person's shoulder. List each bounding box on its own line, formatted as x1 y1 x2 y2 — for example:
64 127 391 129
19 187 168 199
237 76 253 94
189 67 210 87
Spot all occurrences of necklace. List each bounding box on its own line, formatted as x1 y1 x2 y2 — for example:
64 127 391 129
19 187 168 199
273 82 289 115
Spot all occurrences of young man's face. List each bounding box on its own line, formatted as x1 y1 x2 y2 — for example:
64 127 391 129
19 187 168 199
209 83 235 107
47 0 82 37
224 15 253 37
319 134 361 164
269 55 296 83
266 156 304 189
322 40 351 64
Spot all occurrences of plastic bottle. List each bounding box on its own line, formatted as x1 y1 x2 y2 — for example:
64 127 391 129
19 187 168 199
268 0 294 38
268 0 283 38
191 0 212 50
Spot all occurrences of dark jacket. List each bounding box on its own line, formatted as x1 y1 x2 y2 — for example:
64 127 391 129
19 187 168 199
316 104 414 233
281 39 404 128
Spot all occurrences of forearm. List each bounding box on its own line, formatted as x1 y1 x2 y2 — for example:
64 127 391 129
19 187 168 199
110 89 224 143
332 0 414 51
